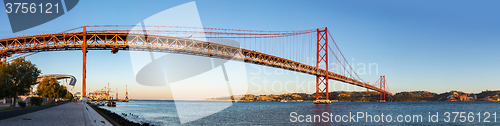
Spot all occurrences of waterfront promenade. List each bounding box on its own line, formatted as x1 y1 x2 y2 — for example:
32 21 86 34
0 102 111 126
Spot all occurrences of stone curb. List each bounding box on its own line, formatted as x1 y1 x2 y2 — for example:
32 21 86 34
83 103 112 126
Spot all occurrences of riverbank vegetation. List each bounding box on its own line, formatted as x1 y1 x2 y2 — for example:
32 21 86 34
0 58 41 108
0 57 73 108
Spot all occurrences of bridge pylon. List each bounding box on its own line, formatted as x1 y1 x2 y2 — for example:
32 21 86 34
379 75 387 102
314 27 331 104
82 26 87 97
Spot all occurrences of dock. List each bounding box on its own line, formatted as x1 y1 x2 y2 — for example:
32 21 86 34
313 100 332 104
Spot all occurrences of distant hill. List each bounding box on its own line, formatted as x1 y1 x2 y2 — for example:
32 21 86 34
392 90 500 102
476 91 500 100
392 91 437 102
205 90 500 102
205 91 382 102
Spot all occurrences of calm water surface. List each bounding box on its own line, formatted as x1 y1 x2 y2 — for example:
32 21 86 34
101 100 500 125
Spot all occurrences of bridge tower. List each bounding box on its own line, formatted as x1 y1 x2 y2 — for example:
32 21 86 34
116 88 118 99
82 26 87 97
379 75 386 102
125 85 129 100
314 27 331 104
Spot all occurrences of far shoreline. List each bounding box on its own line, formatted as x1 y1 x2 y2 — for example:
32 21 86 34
128 99 499 102
203 90 500 102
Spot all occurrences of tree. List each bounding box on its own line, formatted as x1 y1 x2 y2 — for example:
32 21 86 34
0 58 41 108
37 76 74 103
64 90 74 100
36 77 61 103
0 62 13 103
58 85 68 100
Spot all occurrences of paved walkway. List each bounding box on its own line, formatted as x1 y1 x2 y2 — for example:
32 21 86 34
0 104 58 120
0 102 112 126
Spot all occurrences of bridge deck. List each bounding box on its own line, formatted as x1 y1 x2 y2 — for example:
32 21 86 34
0 31 392 96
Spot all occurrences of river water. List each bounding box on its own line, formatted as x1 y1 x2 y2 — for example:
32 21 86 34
101 100 500 125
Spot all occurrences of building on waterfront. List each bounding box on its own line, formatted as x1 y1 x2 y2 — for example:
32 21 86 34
74 92 82 100
0 97 11 104
0 97 21 104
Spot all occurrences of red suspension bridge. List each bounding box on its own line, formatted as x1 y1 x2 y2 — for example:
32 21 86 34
0 25 392 102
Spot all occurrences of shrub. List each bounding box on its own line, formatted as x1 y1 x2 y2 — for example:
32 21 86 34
18 101 26 108
30 97 43 106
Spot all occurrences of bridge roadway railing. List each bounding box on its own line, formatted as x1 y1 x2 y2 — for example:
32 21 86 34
0 31 392 96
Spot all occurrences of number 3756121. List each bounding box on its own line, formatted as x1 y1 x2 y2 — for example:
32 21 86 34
5 3 59 14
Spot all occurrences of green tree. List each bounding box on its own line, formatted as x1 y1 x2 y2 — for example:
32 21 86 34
64 90 74 100
37 77 74 102
36 77 61 103
0 58 41 108
58 85 74 100
0 62 13 103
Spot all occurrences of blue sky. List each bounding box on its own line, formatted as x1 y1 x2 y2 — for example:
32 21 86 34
1 0 500 99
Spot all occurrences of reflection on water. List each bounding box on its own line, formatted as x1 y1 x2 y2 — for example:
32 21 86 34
313 104 331 126
101 100 500 125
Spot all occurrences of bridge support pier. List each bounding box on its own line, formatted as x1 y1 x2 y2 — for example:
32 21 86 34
379 75 386 102
314 27 331 104
313 99 332 104
82 26 87 97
